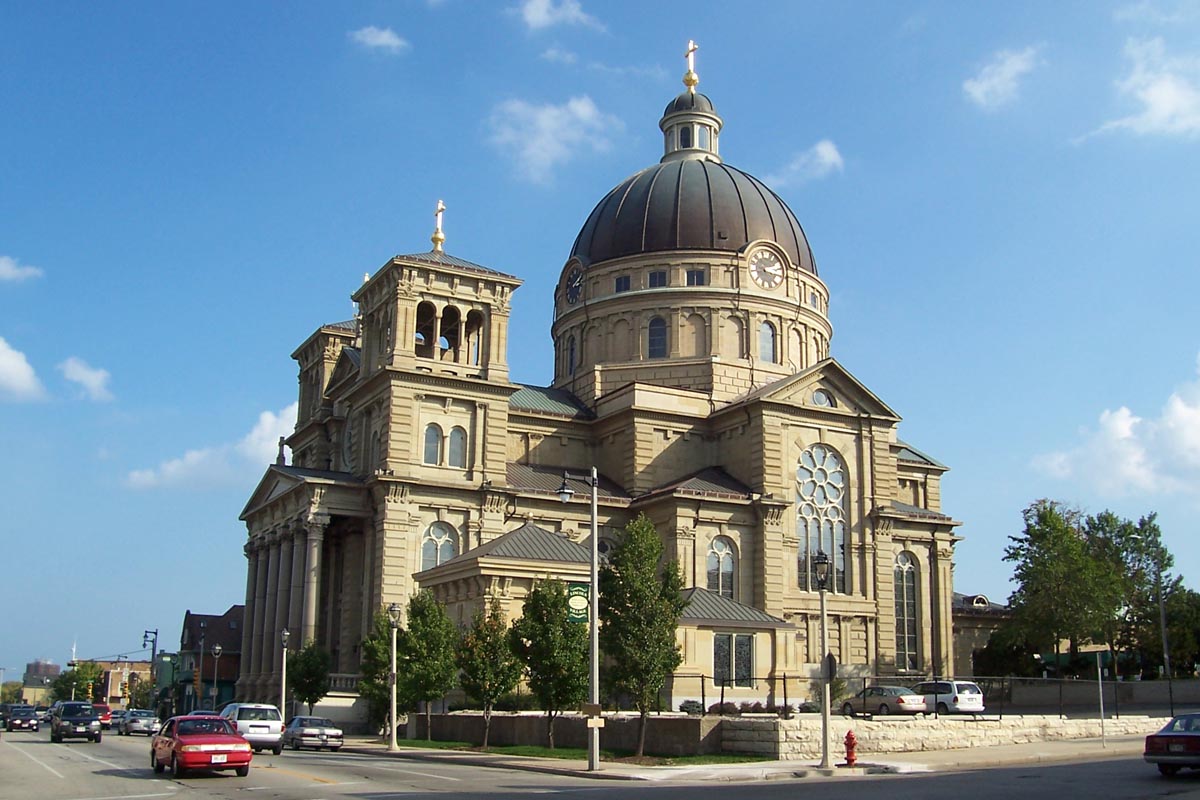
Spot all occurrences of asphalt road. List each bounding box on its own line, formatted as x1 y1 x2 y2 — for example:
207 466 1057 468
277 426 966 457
2 726 1199 800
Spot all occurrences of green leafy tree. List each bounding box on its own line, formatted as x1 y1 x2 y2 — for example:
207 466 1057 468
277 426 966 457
1079 510 1140 673
1 681 21 703
456 599 523 749
510 579 588 749
129 678 153 709
1004 500 1113 670
52 662 103 702
396 590 458 740
599 513 685 756
289 641 333 715
358 609 399 736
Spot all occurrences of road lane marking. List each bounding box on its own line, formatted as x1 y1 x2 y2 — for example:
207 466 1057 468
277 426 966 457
50 743 136 771
62 793 177 800
267 765 339 783
4 739 66 778
370 765 461 781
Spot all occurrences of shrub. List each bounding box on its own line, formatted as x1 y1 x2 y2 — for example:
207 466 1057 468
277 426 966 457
707 701 739 715
493 691 541 712
678 700 703 715
739 701 766 713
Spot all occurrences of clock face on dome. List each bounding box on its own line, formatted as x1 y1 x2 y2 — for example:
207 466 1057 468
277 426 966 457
565 267 583 304
748 249 785 289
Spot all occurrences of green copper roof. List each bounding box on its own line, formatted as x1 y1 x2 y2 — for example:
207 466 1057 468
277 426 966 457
509 384 594 419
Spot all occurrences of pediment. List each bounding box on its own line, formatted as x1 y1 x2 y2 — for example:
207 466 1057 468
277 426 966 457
739 359 900 421
240 467 305 520
326 347 361 394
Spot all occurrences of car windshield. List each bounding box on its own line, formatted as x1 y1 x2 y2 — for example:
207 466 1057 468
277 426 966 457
302 718 334 727
62 704 93 716
179 719 235 736
237 707 280 721
130 710 155 718
13 709 35 718
1163 715 1200 733
957 684 982 695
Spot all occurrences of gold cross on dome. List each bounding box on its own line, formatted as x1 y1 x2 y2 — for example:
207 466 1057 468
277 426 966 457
431 199 446 252
683 40 699 92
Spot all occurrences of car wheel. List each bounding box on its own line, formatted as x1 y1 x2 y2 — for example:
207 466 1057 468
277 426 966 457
937 702 949 714
329 747 340 752
841 703 855 717
1158 764 1181 777
152 752 165 774
273 744 283 756
878 704 891 715
93 733 102 743
51 732 62 743
172 755 187 779
236 765 250 777
291 739 300 751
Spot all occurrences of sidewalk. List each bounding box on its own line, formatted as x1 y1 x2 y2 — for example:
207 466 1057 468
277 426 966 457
340 732 1147 782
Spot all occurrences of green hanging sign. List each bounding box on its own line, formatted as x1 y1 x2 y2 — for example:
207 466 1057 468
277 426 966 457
567 582 590 623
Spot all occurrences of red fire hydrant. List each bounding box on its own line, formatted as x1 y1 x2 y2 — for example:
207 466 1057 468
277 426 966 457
844 729 858 767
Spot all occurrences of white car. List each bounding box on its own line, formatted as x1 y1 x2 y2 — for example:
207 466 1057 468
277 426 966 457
119 708 160 735
219 703 283 755
911 680 985 714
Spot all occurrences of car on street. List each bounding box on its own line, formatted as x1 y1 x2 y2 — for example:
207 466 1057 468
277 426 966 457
841 685 927 717
219 703 283 755
49 701 102 743
7 708 40 732
93 703 113 729
1144 713 1200 777
910 680 986 715
151 715 252 778
110 710 127 729
119 709 160 736
281 716 344 751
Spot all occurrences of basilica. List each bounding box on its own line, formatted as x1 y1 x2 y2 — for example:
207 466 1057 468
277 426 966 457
237 46 962 713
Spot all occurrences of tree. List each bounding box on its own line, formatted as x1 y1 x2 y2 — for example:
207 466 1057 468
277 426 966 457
456 598 523 749
1 681 21 703
1004 500 1112 671
599 513 685 756
129 678 153 709
52 662 103 702
289 641 333 715
396 590 458 740
357 610 397 736
510 579 588 749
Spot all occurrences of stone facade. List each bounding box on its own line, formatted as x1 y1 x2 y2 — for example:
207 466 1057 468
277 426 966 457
235 47 963 717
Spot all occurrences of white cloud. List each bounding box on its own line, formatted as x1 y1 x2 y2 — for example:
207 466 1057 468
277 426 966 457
515 0 604 31
541 46 577 64
127 402 297 490
963 46 1040 110
1091 38 1200 138
0 255 44 282
0 337 45 401
489 95 620 184
1033 353 1200 495
1114 1 1196 24
348 26 410 54
763 140 845 188
57 356 113 402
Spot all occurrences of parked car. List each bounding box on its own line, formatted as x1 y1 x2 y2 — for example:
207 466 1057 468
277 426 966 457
7 708 40 732
1145 713 1200 777
49 701 102 743
110 710 127 729
219 703 283 755
910 680 985 715
841 685 927 717
151 715 252 778
119 709 160 736
281 716 344 751
93 703 113 729
40 706 54 722
0 703 32 727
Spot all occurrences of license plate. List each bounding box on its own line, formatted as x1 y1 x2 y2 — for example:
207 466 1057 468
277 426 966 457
250 725 267 731
211 754 227 764
319 734 327 740
1170 743 1185 752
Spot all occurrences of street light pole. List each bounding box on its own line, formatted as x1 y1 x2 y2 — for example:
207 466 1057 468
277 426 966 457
557 467 600 772
387 603 402 752
211 644 223 710
197 620 206 712
1155 565 1175 716
814 550 832 770
143 629 158 709
280 629 290 718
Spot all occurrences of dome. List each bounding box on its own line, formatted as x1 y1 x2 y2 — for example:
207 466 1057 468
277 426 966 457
569 159 817 275
663 90 716 117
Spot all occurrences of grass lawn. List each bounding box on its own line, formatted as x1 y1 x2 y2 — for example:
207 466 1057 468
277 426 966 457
392 738 772 766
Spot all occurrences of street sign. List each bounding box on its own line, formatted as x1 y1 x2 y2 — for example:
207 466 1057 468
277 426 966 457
567 582 590 623
581 703 602 717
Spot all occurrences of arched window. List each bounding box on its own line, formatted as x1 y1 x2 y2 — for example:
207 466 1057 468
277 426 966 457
448 426 468 468
894 552 919 671
647 316 667 359
707 537 736 599
423 424 443 465
760 321 776 363
797 444 847 593
421 522 458 571
567 335 577 374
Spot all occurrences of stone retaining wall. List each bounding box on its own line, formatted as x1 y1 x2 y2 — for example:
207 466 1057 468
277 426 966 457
722 713 1171 759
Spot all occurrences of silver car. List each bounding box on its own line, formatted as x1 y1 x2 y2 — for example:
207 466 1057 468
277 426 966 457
281 716 344 751
118 708 160 736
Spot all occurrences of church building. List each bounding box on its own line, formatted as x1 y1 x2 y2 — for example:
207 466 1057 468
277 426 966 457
237 44 962 713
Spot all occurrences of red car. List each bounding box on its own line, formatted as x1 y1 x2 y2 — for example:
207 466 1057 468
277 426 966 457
93 704 113 730
151 715 253 778
1145 713 1200 777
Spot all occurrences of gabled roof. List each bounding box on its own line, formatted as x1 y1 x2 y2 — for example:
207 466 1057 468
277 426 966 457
875 500 958 524
639 467 752 501
391 249 518 280
895 440 946 469
324 319 357 333
443 521 590 567
680 588 790 628
721 358 900 421
240 463 363 520
505 462 630 501
509 384 594 420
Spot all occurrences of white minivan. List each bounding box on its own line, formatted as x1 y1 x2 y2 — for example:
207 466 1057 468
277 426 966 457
219 703 283 754
911 680 985 714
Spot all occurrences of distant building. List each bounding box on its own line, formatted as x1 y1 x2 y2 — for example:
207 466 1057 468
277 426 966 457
175 606 243 713
21 659 60 704
952 592 1011 676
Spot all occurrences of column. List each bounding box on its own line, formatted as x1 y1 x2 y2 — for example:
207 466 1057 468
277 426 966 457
273 528 294 681
258 530 282 695
359 517 377 641
302 514 329 645
237 540 259 696
250 534 269 681
288 524 306 640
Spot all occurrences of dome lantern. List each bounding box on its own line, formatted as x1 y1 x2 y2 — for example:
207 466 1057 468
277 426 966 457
660 39 722 163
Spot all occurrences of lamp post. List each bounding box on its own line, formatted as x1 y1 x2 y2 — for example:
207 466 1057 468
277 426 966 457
1153 563 1175 716
143 629 158 709
557 467 600 772
197 620 206 712
813 550 832 770
280 629 290 719
211 644 223 709
387 603 402 752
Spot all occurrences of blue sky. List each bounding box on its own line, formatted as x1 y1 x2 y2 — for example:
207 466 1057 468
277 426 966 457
3 0 1199 675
